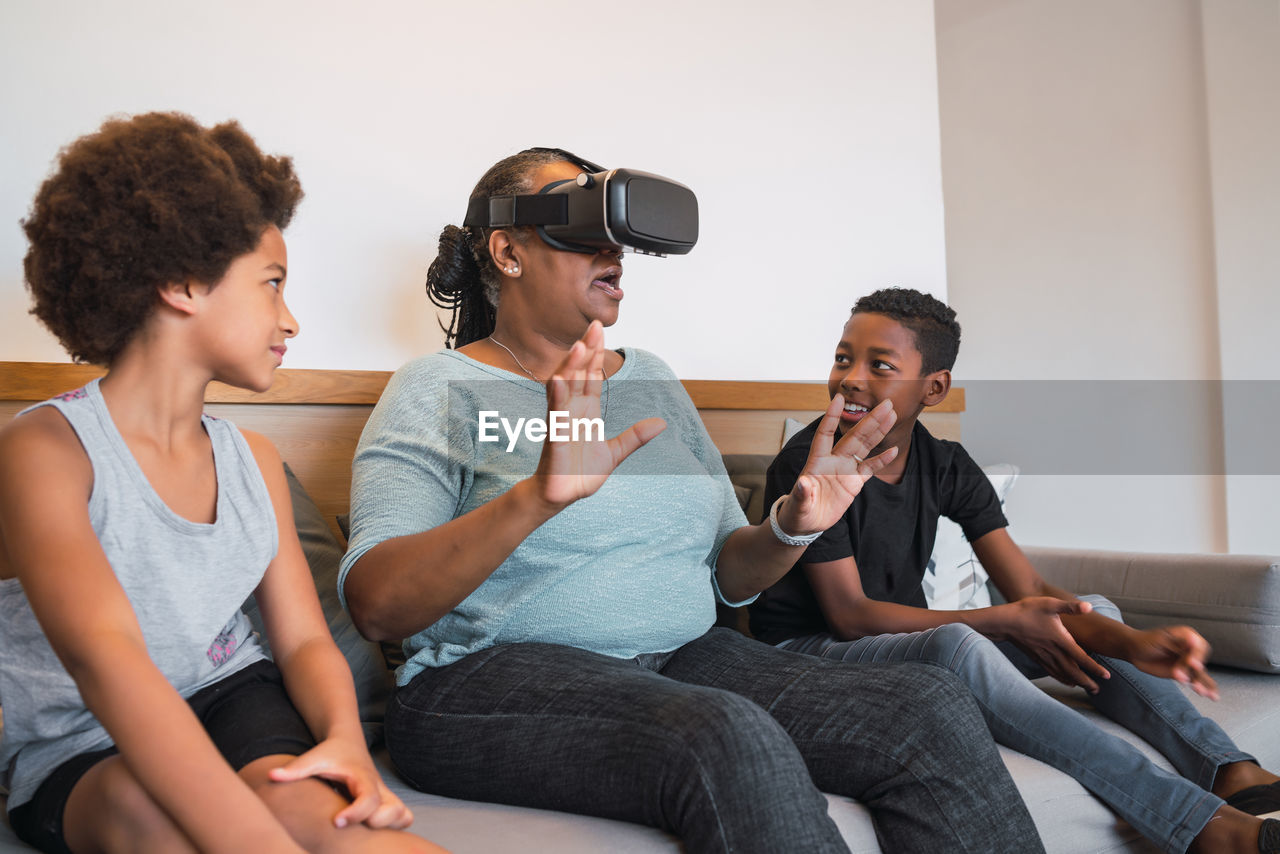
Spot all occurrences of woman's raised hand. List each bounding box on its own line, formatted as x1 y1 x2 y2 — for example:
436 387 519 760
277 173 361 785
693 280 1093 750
775 395 898 537
532 321 665 508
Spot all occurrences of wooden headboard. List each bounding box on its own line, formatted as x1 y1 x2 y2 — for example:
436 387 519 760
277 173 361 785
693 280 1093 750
0 362 963 531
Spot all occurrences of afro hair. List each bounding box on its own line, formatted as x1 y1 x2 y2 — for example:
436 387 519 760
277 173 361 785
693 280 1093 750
22 111 303 365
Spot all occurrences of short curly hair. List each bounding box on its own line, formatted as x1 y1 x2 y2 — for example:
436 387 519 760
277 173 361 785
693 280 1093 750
22 112 303 365
851 287 961 374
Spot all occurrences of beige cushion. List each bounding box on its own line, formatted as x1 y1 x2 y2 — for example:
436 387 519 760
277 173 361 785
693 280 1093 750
721 454 776 525
1027 546 1280 674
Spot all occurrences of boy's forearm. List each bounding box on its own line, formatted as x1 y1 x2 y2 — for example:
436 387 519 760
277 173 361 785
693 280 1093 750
1060 610 1139 659
951 604 1024 639
863 601 1024 640
829 601 1001 641
827 598 1063 646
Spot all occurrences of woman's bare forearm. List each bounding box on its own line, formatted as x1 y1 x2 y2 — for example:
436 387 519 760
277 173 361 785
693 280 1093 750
712 522 811 603
344 477 563 641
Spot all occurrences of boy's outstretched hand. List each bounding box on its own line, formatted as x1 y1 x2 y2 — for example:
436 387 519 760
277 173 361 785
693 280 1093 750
775 395 898 538
1128 626 1219 700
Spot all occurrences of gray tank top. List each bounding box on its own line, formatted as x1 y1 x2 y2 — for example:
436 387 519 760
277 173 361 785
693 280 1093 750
0 379 275 808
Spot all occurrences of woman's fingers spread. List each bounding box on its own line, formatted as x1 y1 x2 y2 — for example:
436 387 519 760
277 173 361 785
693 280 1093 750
547 375 568 410
587 334 605 398
610 417 667 465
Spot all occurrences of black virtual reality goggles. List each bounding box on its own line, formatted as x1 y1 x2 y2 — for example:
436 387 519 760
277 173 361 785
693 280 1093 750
462 148 698 257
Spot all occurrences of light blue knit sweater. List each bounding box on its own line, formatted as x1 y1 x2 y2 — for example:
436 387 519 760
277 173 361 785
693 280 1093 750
339 348 748 684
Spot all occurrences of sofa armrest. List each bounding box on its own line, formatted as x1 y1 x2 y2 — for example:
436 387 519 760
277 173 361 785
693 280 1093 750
1024 545 1280 674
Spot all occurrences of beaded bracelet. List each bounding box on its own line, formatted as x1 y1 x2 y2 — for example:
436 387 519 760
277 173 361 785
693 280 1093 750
768 495 823 547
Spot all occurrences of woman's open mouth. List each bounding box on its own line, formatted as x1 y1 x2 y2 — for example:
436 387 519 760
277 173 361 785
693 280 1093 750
591 266 624 300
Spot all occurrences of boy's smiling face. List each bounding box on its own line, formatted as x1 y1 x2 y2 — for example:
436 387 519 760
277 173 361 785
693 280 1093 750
827 311 950 451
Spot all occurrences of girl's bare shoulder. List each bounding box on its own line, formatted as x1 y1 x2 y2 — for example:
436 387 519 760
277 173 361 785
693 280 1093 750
0 405 90 476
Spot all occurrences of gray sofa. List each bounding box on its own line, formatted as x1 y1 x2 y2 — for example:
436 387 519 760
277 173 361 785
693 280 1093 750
2 458 1278 853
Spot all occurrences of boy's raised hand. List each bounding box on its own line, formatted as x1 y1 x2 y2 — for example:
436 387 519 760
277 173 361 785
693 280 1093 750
776 395 898 537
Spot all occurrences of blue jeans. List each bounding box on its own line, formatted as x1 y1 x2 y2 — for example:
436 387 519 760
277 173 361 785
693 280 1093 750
386 627 1044 854
780 595 1255 854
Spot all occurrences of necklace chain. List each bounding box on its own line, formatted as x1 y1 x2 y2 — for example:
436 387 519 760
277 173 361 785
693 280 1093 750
488 335 540 382
487 334 609 416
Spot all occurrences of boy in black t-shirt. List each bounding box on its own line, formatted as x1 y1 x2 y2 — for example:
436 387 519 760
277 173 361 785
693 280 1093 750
750 288 1280 854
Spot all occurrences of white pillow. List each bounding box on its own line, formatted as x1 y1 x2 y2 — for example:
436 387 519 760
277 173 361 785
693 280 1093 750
923 463 1019 610
781 417 806 448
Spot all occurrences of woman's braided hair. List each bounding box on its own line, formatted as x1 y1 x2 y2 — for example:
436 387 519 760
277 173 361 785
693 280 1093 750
426 148 569 348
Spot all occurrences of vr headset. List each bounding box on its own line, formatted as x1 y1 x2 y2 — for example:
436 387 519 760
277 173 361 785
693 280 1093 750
462 148 698 257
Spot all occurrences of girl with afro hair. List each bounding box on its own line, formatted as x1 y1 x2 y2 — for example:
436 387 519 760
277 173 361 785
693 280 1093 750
0 112 442 854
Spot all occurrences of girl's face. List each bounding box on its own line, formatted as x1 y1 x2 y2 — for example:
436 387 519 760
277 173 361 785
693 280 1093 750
499 161 625 339
193 225 298 392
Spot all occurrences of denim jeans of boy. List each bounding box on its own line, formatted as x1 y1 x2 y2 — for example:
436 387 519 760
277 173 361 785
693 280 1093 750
781 595 1254 853
386 627 1044 854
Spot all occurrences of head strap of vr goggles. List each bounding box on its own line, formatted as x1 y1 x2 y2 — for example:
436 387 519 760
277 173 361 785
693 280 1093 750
461 147 603 231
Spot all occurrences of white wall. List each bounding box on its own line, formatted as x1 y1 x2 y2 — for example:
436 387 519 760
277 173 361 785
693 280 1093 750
0 0 947 381
935 0 1278 554
1200 0 1280 554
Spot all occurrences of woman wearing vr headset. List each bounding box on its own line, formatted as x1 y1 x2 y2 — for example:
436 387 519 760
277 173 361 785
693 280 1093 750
337 148 1044 853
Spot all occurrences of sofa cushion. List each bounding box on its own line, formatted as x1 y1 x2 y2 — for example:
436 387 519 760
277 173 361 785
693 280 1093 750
240 464 394 743
1026 546 1280 674
721 454 776 525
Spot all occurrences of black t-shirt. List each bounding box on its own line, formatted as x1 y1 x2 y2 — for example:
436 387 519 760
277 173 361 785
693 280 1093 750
748 420 1008 645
